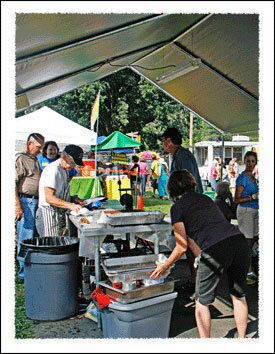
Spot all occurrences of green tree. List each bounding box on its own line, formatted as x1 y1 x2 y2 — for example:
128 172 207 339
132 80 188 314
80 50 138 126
18 68 232 150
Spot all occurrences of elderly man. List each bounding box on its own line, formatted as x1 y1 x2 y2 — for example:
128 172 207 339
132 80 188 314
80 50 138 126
15 132 45 281
36 144 85 237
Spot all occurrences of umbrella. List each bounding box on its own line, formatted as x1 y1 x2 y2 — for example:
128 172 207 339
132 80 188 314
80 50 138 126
139 151 158 159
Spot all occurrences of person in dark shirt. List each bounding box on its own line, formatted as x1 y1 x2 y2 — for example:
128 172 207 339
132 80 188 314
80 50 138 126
160 127 203 298
214 181 237 222
129 155 140 195
150 170 249 338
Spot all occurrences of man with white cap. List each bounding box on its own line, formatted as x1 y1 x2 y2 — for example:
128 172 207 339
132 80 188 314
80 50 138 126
36 144 85 237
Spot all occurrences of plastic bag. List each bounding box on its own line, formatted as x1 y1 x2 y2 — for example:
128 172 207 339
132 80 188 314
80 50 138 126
84 301 98 322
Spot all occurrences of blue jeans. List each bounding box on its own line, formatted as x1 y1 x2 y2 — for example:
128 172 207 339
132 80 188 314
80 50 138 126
210 177 217 191
140 174 148 196
16 197 38 280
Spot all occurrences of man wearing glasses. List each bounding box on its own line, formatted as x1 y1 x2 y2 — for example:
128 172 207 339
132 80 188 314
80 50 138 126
15 133 45 281
36 145 85 237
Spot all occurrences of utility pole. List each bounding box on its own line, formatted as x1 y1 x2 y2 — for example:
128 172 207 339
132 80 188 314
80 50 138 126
189 111 194 152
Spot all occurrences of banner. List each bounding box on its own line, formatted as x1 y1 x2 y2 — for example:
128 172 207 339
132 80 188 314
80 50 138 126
90 91 100 130
111 153 130 165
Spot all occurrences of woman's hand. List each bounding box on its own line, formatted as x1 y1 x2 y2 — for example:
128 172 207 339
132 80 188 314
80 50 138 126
150 261 167 279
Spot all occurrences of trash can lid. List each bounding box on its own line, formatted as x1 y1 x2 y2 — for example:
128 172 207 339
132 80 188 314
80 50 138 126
21 237 79 252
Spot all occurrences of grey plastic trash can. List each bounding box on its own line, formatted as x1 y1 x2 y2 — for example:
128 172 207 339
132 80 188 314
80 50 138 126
101 292 178 338
19 237 79 321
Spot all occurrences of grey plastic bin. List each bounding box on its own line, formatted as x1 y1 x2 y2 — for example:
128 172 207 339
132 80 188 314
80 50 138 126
101 291 177 338
19 237 79 321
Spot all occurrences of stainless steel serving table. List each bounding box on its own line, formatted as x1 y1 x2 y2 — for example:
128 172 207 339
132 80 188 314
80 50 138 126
69 214 172 330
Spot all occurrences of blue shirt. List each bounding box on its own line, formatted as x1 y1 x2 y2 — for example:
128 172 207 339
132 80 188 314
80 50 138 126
171 147 203 194
235 171 259 209
37 155 56 170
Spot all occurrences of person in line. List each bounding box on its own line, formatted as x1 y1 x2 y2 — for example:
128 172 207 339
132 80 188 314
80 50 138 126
160 127 203 193
37 141 60 170
36 145 85 237
150 154 161 198
210 158 220 191
160 127 203 300
138 156 149 196
150 170 250 338
214 181 237 222
157 157 169 200
15 132 45 281
129 155 140 196
38 140 78 180
227 157 239 196
97 161 108 198
234 151 259 285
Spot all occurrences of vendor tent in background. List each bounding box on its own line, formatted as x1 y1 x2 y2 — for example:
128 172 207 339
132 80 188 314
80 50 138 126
96 135 136 154
92 131 140 151
15 106 97 152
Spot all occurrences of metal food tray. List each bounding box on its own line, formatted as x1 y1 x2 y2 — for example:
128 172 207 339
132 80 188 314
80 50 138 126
101 254 172 282
105 210 165 226
70 211 106 229
99 277 176 304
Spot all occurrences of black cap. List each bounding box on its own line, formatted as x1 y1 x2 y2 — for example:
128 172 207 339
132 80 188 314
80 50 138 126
160 128 182 145
63 145 84 166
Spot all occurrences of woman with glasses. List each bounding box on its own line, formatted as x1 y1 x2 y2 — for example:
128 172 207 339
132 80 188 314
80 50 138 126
234 151 259 285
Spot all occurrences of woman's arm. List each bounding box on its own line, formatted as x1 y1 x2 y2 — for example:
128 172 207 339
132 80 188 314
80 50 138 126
150 222 188 278
234 184 253 204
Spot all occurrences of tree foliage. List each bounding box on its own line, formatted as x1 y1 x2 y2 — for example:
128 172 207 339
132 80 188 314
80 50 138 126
20 69 229 150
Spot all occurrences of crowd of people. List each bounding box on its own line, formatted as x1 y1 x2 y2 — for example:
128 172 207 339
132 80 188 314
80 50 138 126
15 127 259 339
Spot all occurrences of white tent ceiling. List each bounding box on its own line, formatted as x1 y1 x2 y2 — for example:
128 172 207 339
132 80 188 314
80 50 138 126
15 106 97 149
15 13 259 139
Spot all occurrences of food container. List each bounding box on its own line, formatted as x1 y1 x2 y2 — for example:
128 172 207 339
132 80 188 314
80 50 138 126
70 210 108 229
101 254 172 283
105 210 165 226
99 277 176 304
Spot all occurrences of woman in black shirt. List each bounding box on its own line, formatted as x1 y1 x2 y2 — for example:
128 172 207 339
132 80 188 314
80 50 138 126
151 170 249 338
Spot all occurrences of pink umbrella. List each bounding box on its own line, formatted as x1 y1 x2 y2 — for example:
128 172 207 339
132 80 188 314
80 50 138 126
140 151 155 159
139 150 158 159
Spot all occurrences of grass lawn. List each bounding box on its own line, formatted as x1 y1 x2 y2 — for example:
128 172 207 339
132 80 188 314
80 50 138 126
14 261 34 338
143 190 172 216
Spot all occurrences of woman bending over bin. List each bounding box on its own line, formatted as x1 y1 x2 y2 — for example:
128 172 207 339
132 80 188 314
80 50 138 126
150 170 250 338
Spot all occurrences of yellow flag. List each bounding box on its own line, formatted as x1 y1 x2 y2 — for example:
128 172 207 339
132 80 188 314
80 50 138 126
90 91 100 130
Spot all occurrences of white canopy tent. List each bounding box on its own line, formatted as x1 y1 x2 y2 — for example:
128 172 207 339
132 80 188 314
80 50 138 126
15 106 97 152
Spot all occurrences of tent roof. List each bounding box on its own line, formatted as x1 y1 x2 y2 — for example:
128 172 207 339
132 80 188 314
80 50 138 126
92 131 140 151
15 106 97 148
15 13 259 139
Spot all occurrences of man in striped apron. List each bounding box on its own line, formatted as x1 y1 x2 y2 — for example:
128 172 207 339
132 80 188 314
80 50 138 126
36 145 85 236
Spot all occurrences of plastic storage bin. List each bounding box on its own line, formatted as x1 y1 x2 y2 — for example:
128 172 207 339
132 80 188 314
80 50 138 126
101 291 177 338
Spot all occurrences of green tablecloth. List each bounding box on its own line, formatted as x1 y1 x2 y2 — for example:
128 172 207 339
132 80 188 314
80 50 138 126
69 177 103 199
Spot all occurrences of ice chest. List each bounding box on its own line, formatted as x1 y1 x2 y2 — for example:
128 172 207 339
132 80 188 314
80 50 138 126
101 291 177 338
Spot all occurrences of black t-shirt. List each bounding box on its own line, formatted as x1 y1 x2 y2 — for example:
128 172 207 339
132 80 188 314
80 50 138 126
130 163 140 183
170 191 241 251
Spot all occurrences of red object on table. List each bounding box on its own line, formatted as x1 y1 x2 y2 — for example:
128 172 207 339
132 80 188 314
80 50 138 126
91 287 112 309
